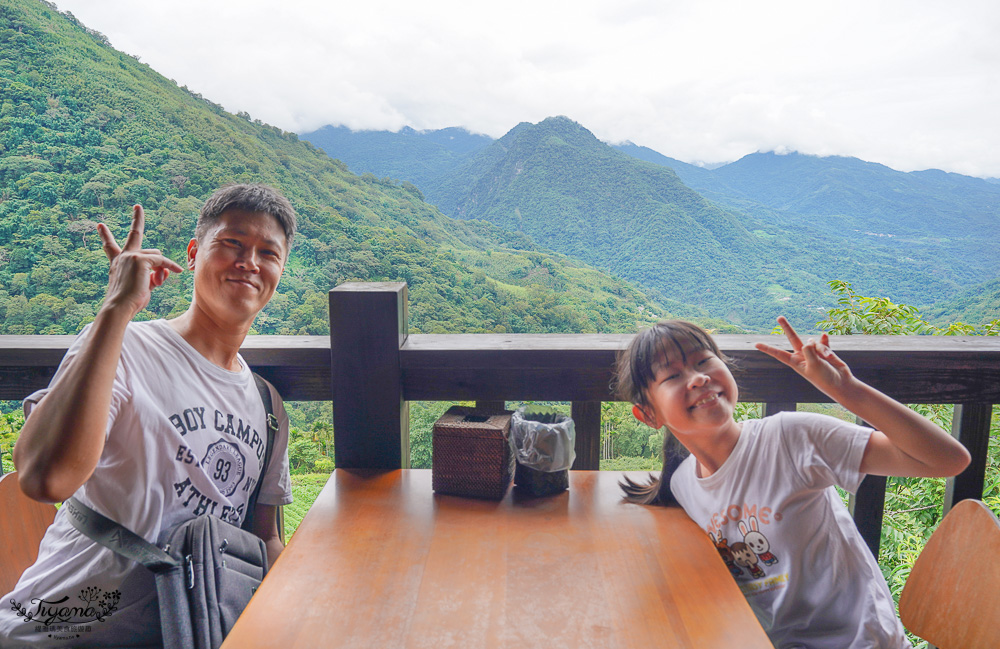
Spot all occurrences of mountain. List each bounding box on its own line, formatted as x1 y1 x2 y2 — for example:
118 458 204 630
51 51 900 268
615 149 1000 283
922 278 1000 326
0 0 682 338
683 152 999 235
419 117 788 323
611 142 712 180
302 125 491 192
308 119 999 327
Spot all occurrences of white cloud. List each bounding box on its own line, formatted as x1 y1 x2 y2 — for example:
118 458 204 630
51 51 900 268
53 0 1000 176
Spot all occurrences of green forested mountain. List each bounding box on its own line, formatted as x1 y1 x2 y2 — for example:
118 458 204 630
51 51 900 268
421 117 787 326
632 149 1000 238
304 125 491 192
922 278 1000 326
0 0 685 337
306 120 997 329
612 147 1000 297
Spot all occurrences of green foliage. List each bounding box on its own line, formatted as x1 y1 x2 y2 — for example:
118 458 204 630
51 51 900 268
923 277 1000 326
600 456 661 471
601 401 661 459
283 403 335 475
1 404 23 473
0 0 672 340
817 280 1000 335
285 473 330 540
407 401 472 469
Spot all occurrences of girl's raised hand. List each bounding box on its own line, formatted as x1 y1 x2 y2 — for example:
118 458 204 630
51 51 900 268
96 204 184 320
755 316 854 399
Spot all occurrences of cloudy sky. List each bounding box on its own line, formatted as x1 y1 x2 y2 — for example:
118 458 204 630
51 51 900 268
53 0 1000 177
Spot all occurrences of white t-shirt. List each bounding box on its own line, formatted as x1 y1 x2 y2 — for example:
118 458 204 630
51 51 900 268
0 319 292 648
669 411 911 649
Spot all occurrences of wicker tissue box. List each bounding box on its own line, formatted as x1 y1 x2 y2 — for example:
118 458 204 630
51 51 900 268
432 406 514 500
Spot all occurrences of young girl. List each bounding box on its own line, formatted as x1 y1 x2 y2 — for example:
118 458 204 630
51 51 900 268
617 317 970 649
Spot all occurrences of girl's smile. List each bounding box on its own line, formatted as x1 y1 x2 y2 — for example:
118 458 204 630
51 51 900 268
690 392 721 409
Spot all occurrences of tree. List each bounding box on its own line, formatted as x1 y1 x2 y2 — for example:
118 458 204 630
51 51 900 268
66 219 98 246
817 280 1000 336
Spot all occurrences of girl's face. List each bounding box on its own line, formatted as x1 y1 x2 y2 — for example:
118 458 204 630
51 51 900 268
640 347 739 439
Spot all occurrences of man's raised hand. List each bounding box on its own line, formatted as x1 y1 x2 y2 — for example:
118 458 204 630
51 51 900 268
96 205 184 320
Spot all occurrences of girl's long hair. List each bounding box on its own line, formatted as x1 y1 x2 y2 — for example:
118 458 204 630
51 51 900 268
613 320 729 506
619 436 689 505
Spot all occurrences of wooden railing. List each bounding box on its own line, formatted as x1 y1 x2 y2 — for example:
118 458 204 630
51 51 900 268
2 281 998 556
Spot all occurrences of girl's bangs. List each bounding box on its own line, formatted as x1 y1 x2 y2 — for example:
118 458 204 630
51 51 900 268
650 323 716 369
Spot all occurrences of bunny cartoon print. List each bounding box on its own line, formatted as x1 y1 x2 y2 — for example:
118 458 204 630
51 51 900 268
739 516 779 566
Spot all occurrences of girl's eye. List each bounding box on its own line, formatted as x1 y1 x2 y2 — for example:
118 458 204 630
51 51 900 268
697 357 711 366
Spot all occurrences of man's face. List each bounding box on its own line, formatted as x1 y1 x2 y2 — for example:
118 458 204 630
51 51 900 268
186 209 287 326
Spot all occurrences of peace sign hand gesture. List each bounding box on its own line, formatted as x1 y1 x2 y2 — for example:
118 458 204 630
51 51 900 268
754 316 855 401
96 205 184 321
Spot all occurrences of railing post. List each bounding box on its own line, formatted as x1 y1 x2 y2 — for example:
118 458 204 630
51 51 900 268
849 416 885 557
762 402 796 417
571 401 601 470
944 403 993 512
330 282 409 469
849 475 886 558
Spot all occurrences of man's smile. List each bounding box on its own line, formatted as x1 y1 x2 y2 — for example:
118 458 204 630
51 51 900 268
227 277 259 290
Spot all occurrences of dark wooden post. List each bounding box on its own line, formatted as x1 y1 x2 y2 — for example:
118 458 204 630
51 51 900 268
944 403 993 512
330 282 409 469
571 401 601 470
762 402 796 417
849 416 885 557
849 475 887 557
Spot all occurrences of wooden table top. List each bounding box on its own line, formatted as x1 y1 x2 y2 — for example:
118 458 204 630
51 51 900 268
222 469 771 649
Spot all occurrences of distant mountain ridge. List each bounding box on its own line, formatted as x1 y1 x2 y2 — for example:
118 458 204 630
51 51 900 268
303 125 491 193
304 122 1000 240
302 118 1000 328
641 149 1000 236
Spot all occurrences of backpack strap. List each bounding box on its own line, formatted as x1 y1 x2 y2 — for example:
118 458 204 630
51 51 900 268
64 497 177 573
243 372 280 539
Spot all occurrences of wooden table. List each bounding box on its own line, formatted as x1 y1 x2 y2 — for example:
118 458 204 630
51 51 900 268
222 469 771 648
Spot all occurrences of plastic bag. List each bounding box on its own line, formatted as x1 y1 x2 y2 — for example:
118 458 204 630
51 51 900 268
511 405 576 472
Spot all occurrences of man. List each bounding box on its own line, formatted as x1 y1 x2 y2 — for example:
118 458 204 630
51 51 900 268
0 184 296 647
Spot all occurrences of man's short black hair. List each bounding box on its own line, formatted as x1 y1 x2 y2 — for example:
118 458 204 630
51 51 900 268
196 184 297 250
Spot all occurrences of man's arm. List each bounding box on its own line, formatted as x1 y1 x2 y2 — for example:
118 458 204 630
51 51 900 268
755 317 971 479
249 503 284 569
14 206 183 503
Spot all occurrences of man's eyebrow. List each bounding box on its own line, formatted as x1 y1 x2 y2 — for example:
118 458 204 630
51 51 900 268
216 227 284 249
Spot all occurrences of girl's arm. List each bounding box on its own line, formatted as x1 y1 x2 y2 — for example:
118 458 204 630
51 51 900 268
755 317 971 478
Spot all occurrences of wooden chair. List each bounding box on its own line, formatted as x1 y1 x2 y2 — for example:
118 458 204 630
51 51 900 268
899 498 1000 649
0 472 57 594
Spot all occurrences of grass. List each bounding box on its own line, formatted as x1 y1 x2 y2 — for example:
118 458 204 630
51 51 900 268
285 472 333 540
